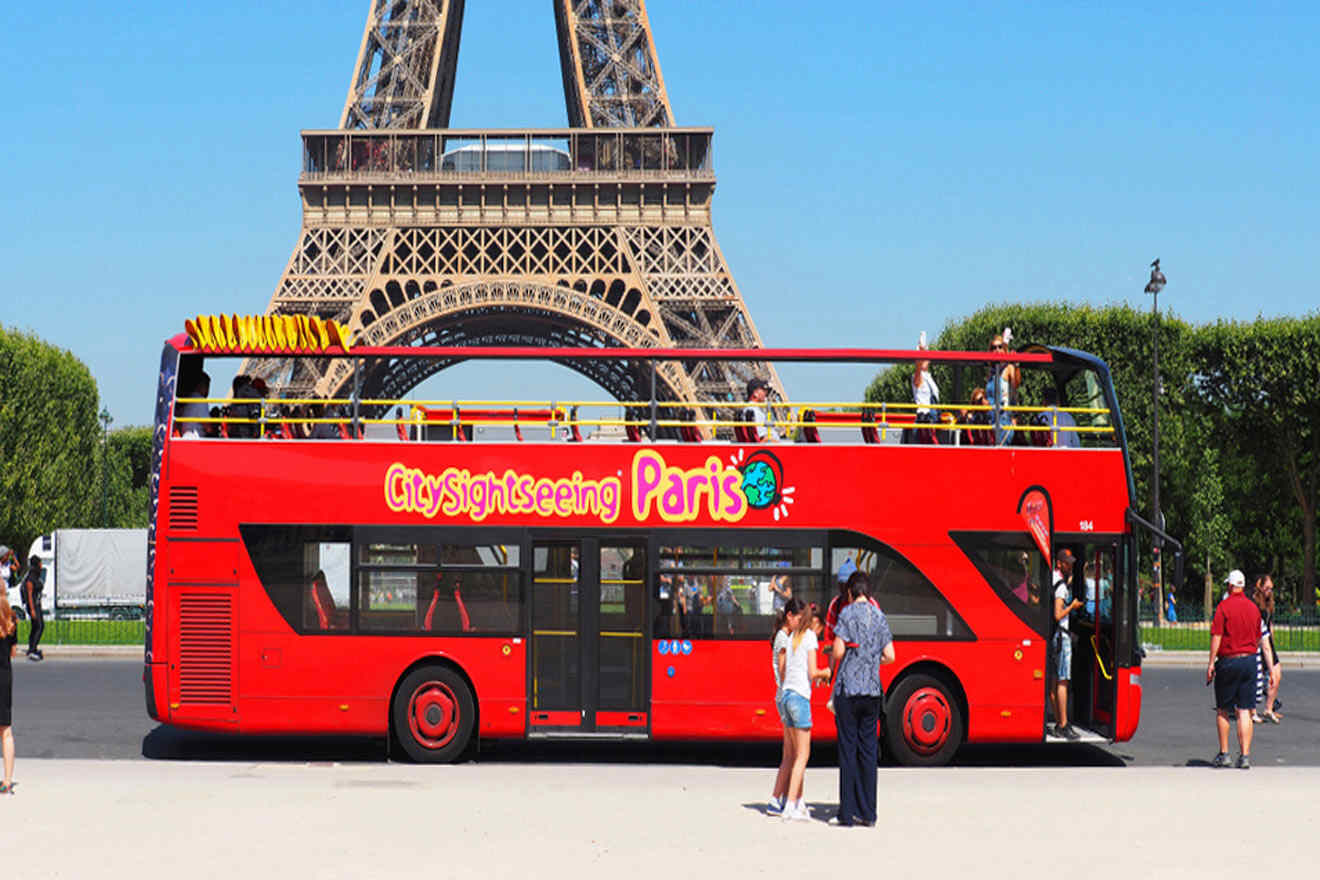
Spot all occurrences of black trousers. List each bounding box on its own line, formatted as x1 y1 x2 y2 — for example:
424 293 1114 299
835 694 881 824
27 608 44 654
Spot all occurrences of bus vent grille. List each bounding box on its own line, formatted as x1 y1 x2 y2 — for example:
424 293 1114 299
169 486 199 531
178 593 232 705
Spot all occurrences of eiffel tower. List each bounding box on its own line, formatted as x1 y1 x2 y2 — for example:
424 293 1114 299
248 0 784 416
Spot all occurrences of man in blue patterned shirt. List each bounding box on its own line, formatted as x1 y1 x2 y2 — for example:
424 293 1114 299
830 572 895 827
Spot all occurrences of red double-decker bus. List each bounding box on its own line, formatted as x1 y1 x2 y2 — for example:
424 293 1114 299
143 329 1176 764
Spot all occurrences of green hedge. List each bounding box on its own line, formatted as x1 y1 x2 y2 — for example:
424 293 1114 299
15 619 144 646
1142 625 1320 652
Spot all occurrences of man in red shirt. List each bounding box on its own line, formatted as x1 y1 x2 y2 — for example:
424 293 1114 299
1207 569 1275 769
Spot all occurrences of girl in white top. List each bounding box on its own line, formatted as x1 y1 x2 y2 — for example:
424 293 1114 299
767 600 797 816
772 599 830 821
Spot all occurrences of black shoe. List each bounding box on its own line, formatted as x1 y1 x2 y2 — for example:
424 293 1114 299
1211 751 1231 768
1059 724 1080 741
1236 754 1250 770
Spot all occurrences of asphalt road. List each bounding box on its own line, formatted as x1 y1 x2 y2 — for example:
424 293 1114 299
9 659 1319 766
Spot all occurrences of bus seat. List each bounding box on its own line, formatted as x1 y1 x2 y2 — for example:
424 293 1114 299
733 408 757 443
861 410 879 444
1030 413 1053 447
625 422 642 442
679 409 701 443
800 409 821 444
309 580 347 631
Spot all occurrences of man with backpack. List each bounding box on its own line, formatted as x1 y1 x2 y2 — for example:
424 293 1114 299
1049 549 1084 739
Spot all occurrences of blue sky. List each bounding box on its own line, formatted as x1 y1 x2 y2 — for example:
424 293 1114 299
4 1 1318 427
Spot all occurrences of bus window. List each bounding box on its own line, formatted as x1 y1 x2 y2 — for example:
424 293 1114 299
832 533 974 639
240 525 352 634
952 532 1050 637
655 540 825 639
358 570 424 631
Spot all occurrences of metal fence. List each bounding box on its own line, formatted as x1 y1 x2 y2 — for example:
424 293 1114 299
1139 603 1320 652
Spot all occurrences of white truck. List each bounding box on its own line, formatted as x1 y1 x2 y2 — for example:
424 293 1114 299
18 529 147 620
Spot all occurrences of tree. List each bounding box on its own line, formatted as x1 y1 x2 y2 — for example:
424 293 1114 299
0 325 101 555
860 303 1320 610
98 425 153 528
1185 446 1231 619
1192 315 1320 602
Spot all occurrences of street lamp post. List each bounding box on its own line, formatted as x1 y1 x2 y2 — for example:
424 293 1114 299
1145 259 1167 624
99 407 113 527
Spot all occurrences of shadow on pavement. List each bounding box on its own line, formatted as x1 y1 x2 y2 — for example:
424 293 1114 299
953 743 1126 768
142 725 387 763
143 725 1127 768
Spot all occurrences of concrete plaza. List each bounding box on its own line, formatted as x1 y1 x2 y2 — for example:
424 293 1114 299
5 760 1316 879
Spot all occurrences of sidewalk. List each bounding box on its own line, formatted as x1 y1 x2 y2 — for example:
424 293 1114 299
1141 649 1320 668
4 760 1317 879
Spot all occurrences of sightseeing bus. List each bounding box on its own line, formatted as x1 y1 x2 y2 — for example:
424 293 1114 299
143 322 1177 764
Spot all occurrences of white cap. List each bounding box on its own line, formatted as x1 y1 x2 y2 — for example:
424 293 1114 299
1224 569 1246 589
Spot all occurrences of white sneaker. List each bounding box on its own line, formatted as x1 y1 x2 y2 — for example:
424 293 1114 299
766 796 785 816
784 800 810 822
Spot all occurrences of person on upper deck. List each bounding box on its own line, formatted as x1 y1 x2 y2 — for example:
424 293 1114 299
911 332 939 444
177 371 211 439
744 377 779 443
987 331 1021 446
1040 387 1080 448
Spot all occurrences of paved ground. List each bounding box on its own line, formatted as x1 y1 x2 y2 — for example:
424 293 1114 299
4 761 1318 879
9 657 1319 766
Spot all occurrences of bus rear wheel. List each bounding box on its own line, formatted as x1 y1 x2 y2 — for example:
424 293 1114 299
392 665 475 763
885 673 963 766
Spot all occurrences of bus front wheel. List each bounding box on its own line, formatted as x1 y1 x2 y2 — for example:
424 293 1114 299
392 665 475 763
885 673 963 766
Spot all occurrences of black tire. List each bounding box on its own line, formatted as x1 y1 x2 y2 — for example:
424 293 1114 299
391 665 476 763
884 672 964 767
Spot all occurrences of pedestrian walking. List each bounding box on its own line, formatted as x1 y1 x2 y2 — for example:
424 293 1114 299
1207 569 1276 769
1 578 18 793
829 572 895 827
1252 575 1282 723
21 556 45 661
776 597 830 821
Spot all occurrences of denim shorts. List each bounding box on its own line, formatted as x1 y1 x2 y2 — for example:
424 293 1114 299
779 691 812 729
1050 632 1073 681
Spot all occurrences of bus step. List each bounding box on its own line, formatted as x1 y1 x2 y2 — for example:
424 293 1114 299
1044 725 1110 744
526 730 651 742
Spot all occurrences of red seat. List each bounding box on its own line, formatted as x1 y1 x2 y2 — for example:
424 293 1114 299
309 580 348 631
733 408 758 443
800 409 821 444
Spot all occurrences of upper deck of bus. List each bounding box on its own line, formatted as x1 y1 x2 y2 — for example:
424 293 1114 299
155 329 1138 535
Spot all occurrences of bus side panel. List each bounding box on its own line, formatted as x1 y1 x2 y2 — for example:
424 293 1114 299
234 634 528 738
650 640 824 741
885 641 1046 744
1114 666 1141 742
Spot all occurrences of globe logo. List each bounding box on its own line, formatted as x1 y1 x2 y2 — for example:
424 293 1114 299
740 451 782 510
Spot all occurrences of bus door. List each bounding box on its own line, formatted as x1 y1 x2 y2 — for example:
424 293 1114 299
1068 539 1119 738
528 538 649 735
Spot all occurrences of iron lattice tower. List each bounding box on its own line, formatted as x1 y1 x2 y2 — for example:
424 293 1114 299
248 0 783 413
